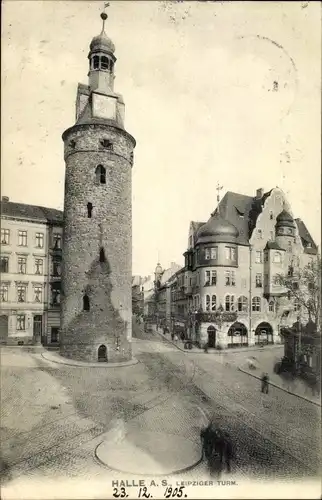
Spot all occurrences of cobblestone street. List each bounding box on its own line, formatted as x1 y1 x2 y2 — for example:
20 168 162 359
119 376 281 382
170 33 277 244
1 323 321 498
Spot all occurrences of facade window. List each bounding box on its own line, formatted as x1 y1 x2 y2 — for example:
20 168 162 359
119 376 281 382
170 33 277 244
255 273 262 288
252 296 261 312
211 247 217 259
196 249 200 264
205 294 211 311
34 286 42 303
95 165 106 184
205 248 211 260
255 251 262 263
211 294 216 311
18 230 27 246
53 260 61 277
225 247 236 260
189 236 192 247
52 286 61 305
211 270 217 285
225 295 235 312
99 247 106 263
287 241 292 253
1 257 9 273
53 233 62 249
17 285 27 303
87 202 93 218
258 229 263 239
269 231 274 241
51 327 59 343
100 139 113 150
18 257 27 274
0 284 9 302
35 233 44 248
237 296 248 312
225 271 236 286
35 258 43 275
83 294 90 311
273 252 282 263
269 300 275 312
269 211 273 220
16 314 26 331
1 229 10 245
204 271 210 286
286 228 293 235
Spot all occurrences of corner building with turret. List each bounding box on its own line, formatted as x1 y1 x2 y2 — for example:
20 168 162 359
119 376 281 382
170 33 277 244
60 14 135 362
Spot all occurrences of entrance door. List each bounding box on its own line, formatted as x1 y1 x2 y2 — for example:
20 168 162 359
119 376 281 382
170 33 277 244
207 325 216 348
98 344 108 362
33 315 43 344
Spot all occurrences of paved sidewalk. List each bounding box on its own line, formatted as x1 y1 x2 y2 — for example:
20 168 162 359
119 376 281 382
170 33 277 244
41 350 138 368
239 357 321 407
152 325 282 355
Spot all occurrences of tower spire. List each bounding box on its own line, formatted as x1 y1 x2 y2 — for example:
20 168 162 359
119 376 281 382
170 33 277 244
101 2 110 34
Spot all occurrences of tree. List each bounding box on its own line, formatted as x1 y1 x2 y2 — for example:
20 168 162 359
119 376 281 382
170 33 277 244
276 256 321 333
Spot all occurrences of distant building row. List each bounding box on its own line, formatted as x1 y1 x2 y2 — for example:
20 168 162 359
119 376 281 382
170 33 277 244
142 187 319 350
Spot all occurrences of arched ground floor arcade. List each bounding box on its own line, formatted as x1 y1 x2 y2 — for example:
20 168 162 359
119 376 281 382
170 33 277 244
190 317 283 349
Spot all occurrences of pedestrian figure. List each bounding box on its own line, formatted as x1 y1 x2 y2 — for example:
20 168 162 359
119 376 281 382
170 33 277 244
180 332 185 342
171 332 174 341
261 372 269 394
204 343 209 353
174 333 179 343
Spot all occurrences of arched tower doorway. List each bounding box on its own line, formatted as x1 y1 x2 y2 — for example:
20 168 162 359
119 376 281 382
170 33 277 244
207 325 216 348
255 322 274 345
228 322 248 348
98 344 108 362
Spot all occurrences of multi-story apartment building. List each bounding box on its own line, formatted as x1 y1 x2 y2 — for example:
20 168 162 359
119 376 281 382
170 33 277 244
0 197 63 346
181 187 318 349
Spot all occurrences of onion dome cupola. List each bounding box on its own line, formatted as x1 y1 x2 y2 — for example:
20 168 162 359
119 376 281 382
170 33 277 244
276 210 296 236
88 11 116 93
196 212 239 244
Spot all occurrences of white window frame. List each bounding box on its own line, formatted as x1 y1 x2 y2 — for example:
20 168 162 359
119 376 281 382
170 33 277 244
35 233 44 249
204 270 210 286
1 228 10 245
252 296 261 312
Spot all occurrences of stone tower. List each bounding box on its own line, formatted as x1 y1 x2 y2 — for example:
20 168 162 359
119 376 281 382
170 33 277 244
60 12 136 363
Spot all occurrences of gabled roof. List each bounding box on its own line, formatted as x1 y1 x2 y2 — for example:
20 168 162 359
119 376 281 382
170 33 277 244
295 219 318 255
1 200 63 225
216 191 254 245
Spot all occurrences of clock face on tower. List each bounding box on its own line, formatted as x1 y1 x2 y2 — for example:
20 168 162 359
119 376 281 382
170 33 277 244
92 93 117 120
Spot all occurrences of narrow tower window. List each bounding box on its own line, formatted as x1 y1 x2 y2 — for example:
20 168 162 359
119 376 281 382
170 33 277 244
93 56 99 69
95 165 106 184
101 56 109 70
87 202 93 218
83 294 90 311
99 247 106 263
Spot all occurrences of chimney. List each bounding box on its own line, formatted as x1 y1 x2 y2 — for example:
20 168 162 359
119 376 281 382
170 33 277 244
256 188 264 199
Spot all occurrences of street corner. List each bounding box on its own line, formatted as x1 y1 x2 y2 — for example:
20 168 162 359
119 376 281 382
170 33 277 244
41 350 139 368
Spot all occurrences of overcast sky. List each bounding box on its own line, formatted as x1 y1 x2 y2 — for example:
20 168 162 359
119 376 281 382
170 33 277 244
2 1 321 276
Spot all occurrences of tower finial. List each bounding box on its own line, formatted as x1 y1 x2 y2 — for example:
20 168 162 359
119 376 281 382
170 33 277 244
216 182 223 204
100 2 110 33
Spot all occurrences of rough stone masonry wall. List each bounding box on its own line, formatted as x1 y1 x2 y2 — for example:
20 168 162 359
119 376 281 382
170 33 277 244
60 124 135 362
